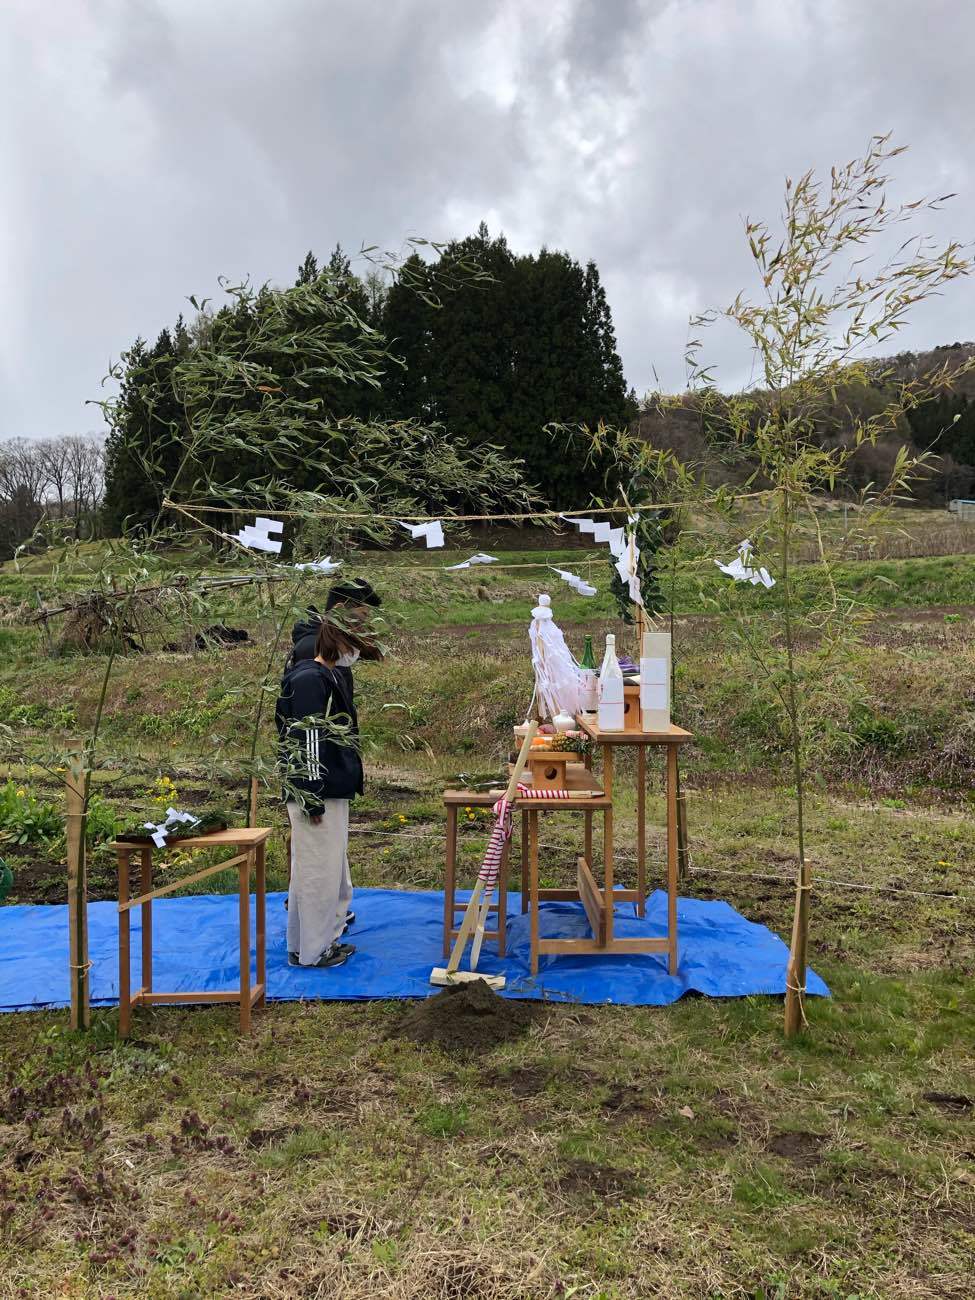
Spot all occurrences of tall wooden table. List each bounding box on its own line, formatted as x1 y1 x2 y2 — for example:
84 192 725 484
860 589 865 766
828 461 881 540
574 718 693 975
112 827 272 1037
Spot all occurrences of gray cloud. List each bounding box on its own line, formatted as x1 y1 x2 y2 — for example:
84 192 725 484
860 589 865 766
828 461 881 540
2 0 973 436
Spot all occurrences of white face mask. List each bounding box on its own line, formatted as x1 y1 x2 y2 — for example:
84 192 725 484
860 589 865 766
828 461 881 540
336 649 360 668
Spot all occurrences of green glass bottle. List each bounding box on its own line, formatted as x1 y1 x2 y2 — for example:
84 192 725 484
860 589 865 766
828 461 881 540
579 635 598 712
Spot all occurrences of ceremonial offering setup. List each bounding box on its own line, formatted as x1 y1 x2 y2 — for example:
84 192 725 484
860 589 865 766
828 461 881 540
437 548 693 985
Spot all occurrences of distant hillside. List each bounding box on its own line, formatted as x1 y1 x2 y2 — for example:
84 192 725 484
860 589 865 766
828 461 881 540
632 343 975 504
879 341 975 398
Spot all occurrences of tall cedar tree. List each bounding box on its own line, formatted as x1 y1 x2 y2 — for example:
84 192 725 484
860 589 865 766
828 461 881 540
102 319 191 533
382 225 636 506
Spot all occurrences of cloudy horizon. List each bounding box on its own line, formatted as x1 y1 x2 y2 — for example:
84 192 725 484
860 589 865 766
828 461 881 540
3 0 973 437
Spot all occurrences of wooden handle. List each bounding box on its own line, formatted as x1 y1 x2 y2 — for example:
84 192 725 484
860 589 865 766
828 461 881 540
505 721 538 800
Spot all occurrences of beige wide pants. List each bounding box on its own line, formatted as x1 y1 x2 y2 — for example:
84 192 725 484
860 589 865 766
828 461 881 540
286 800 353 965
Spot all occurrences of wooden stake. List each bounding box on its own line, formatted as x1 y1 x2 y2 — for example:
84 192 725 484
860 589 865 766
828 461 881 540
784 855 811 1037
65 743 90 1031
676 784 690 885
248 776 259 829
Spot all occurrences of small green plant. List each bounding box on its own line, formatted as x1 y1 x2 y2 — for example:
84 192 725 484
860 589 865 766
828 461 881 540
415 1101 469 1138
0 781 62 845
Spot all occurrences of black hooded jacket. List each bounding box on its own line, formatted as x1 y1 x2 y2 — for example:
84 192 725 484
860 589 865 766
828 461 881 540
275 659 363 815
287 607 353 698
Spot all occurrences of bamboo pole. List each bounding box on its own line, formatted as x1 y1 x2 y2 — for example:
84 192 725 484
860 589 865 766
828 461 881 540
65 743 90 1030
676 786 690 884
784 860 811 1036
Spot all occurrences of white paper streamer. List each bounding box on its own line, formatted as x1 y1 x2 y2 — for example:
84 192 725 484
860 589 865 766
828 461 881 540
561 515 597 535
293 556 342 573
142 807 201 848
551 567 597 597
715 539 776 588
398 520 445 549
561 513 643 606
444 553 498 571
232 517 283 554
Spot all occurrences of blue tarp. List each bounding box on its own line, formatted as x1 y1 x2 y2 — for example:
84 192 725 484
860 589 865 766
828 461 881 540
0 887 828 1011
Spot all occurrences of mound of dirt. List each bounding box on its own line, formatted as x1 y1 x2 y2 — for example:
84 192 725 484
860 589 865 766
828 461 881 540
393 979 537 1053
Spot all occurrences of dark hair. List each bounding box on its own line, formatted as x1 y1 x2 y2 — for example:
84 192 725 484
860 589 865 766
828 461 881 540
325 579 380 611
314 619 355 663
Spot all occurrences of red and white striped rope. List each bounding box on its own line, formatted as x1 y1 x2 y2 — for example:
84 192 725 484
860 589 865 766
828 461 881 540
476 785 576 889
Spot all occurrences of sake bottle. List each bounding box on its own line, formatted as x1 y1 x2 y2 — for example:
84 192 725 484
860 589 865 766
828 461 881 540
597 633 625 730
578 635 598 713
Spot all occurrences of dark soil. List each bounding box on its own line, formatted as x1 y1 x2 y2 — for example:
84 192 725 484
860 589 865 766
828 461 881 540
487 1065 550 1097
392 979 537 1053
767 1130 826 1165
922 1091 973 1115
601 1083 661 1119
553 1158 643 1202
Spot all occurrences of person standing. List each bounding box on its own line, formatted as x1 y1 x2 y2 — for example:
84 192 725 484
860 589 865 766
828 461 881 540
287 578 382 674
276 618 364 968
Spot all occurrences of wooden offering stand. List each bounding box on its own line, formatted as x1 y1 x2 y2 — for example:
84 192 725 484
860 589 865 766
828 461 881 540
111 827 272 1037
522 747 583 792
443 720 693 977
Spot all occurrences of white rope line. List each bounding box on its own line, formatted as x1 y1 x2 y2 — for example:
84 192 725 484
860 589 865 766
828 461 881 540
688 864 973 902
350 827 972 901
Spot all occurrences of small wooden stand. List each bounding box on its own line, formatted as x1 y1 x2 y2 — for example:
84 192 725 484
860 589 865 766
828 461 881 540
443 765 611 974
112 827 271 1037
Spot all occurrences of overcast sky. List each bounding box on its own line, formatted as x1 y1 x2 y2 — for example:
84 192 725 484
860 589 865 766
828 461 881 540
3 0 973 437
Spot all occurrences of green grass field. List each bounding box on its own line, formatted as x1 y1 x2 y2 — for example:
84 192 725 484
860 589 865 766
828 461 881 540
0 529 972 1298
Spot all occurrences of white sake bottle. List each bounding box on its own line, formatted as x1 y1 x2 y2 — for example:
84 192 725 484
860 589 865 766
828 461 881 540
597 633 625 730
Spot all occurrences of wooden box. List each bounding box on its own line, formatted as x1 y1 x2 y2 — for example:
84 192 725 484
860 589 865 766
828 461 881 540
516 750 583 791
622 683 642 733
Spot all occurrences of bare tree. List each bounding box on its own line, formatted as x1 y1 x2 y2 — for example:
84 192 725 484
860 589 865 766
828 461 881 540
0 438 50 555
63 434 105 536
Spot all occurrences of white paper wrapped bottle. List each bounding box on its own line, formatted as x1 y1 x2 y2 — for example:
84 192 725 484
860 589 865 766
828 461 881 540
640 631 672 731
597 633 625 730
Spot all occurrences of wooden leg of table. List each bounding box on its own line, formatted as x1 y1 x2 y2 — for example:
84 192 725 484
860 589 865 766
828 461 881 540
443 806 457 957
497 837 509 957
239 859 251 1033
636 744 647 918
666 744 679 974
602 745 614 799
139 846 153 994
529 810 539 976
521 810 529 914
604 798 614 947
255 840 266 1006
117 849 132 1038
584 752 593 865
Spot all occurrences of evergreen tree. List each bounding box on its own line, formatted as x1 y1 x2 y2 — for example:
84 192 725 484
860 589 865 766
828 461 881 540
295 251 319 284
380 226 635 505
426 225 517 444
381 252 435 418
102 320 190 533
908 390 975 467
